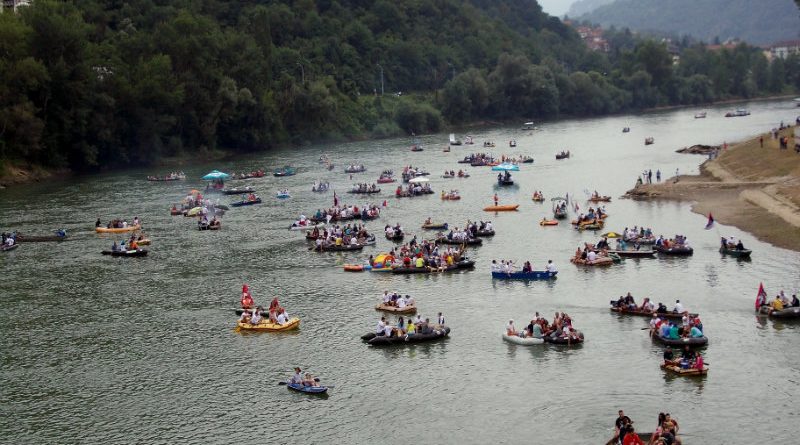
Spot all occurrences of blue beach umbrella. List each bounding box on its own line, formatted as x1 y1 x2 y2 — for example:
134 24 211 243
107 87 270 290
491 163 520 172
202 170 230 180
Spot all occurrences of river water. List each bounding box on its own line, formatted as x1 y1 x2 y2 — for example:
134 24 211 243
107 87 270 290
2 100 799 444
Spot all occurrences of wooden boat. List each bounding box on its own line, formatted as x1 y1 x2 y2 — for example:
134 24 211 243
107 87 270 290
483 204 519 211
101 249 148 257
719 246 752 258
661 361 708 376
606 249 655 258
491 270 557 280
286 382 328 395
654 245 693 256
96 225 141 233
422 223 448 230
588 195 611 203
759 305 800 318
230 198 262 207
435 237 482 246
314 243 364 252
221 187 255 195
375 303 417 314
502 333 544 345
570 256 614 266
361 326 450 346
236 318 300 332
540 219 558 226
610 306 696 320
1 244 19 252
651 330 708 347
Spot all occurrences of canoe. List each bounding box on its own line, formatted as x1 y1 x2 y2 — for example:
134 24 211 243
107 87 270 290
570 257 614 266
221 187 255 195
1 244 19 252
15 233 68 242
609 306 696 320
719 246 752 258
654 245 694 256
759 305 800 318
483 204 519 211
362 326 450 346
491 270 557 280
435 237 482 246
230 198 262 207
422 223 448 230
236 318 300 332
314 244 364 252
95 225 141 233
343 264 365 272
651 331 708 347
474 229 495 237
101 249 148 257
606 249 655 258
375 303 417 314
543 333 584 345
660 362 709 376
286 382 328 394
539 220 558 226
502 333 544 345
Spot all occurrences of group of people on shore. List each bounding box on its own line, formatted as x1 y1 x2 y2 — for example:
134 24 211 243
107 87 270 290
612 410 681 445
238 285 291 325
505 311 581 341
374 312 445 337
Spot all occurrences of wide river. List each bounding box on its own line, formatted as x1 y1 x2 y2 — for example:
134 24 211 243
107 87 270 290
2 99 799 444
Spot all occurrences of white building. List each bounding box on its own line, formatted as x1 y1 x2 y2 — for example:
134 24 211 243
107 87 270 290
768 40 800 60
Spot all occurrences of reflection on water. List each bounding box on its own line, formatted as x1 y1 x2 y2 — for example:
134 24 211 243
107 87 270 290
1 99 800 443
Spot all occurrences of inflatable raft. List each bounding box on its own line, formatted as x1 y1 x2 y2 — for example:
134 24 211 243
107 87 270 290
570 256 614 266
343 264 365 272
610 306 696 320
361 326 450 346
483 204 519 211
502 333 544 345
759 305 800 318
719 246 752 258
235 318 300 332
391 260 475 274
436 237 482 246
231 198 262 207
539 219 558 226
654 245 694 256
651 331 708 347
474 229 495 237
660 362 708 376
101 249 148 257
315 244 364 252
543 332 584 345
422 223 448 230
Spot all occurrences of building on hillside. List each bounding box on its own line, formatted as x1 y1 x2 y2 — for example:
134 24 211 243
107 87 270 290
766 40 800 60
2 0 31 13
574 25 610 52
705 40 741 52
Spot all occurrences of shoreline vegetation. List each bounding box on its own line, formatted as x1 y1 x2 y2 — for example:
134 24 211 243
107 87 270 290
625 125 800 252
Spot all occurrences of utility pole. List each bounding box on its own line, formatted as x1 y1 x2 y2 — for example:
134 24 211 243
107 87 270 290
376 63 384 95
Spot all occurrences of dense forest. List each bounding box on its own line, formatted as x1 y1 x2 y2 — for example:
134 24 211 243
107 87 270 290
576 0 799 46
0 0 798 173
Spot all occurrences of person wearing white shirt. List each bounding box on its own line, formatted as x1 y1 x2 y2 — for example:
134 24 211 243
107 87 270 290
673 300 685 313
376 317 386 334
350 237 358 246
546 260 557 273
291 367 303 384
404 295 414 306
587 250 597 262
437 312 445 325
649 314 659 329
491 260 500 272
397 297 406 309
277 310 289 324
383 323 394 337
382 291 391 304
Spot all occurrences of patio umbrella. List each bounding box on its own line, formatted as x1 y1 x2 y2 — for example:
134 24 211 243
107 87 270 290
202 170 230 180
408 177 429 183
491 163 520 171
601 231 621 239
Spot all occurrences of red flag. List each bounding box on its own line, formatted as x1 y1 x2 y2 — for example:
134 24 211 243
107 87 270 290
756 282 767 310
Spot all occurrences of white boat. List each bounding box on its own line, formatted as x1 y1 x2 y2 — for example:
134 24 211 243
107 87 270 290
694 111 706 118
522 121 535 130
449 133 461 145
502 333 544 345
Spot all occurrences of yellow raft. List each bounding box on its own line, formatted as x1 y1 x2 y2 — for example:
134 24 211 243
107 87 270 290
95 225 141 233
236 318 300 332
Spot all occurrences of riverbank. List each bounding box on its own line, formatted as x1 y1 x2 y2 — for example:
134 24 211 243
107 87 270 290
625 125 800 251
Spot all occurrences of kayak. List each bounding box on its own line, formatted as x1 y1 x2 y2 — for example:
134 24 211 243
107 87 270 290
491 270 557 280
95 225 141 233
502 333 544 345
375 303 417 314
286 382 328 394
483 204 519 211
101 249 148 257
235 318 300 332
539 219 558 226
660 362 709 376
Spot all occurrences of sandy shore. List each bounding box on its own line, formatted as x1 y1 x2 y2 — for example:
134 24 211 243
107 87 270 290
625 125 800 252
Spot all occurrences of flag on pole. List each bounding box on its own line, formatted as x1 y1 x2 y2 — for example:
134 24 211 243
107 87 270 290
333 191 339 207
755 282 767 310
704 213 715 230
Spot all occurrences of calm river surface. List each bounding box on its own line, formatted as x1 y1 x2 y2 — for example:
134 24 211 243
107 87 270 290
2 100 799 444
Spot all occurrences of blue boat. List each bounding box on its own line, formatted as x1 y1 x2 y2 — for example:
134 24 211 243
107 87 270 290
286 382 328 394
491 270 557 280
231 198 262 207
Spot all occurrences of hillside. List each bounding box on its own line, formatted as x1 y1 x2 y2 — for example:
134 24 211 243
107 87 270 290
578 0 799 45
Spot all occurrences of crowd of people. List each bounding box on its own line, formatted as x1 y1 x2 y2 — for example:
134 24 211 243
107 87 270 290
612 410 682 445
310 223 372 249
654 235 689 249
505 311 581 342
650 306 705 340
574 206 606 224
440 221 492 242
311 203 381 222
395 182 433 197
368 239 467 271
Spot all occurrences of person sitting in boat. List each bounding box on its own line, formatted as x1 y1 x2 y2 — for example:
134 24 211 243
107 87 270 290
276 308 289 325
663 346 674 363
506 320 519 336
129 239 139 251
672 300 685 314
667 323 680 340
404 295 415 307
301 372 319 387
406 320 416 334
241 285 255 309
250 307 264 325
376 317 386 335
771 295 785 311
239 310 251 324
522 261 532 273
689 325 704 338
545 260 557 273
